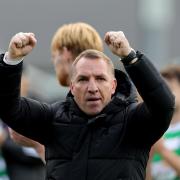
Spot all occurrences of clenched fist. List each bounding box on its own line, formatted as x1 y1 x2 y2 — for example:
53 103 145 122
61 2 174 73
104 31 132 58
7 32 37 60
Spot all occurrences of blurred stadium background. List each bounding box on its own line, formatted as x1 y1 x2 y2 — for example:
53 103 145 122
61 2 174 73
0 0 179 101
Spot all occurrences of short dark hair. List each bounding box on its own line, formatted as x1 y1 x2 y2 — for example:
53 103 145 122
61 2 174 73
70 49 115 79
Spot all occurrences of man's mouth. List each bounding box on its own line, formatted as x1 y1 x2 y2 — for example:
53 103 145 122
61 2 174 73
86 97 101 102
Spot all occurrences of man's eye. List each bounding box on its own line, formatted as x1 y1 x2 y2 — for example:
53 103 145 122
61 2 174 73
78 78 87 82
97 77 105 81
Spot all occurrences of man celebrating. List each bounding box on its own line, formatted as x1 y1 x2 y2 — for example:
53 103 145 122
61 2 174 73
0 31 174 179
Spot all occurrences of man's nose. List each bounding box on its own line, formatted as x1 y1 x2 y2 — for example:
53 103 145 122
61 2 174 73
87 79 98 93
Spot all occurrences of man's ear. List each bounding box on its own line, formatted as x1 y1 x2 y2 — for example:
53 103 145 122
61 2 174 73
63 47 73 62
112 78 117 95
63 47 69 53
70 81 74 95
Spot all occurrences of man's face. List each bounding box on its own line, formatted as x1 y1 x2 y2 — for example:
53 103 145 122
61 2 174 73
70 57 117 115
52 47 73 86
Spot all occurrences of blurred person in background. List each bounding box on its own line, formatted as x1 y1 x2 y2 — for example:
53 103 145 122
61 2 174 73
1 72 45 180
0 123 9 180
146 65 180 180
0 29 175 179
51 22 103 86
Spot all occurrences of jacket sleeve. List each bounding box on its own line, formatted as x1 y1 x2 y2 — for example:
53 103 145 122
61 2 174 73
0 54 53 145
123 52 175 146
2 136 44 165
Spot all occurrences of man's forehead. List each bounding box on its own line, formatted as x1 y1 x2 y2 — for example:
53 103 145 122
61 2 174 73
76 57 108 68
76 58 108 71
76 70 108 77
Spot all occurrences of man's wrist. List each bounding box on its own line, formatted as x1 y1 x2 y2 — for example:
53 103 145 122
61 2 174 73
120 49 138 65
3 52 23 65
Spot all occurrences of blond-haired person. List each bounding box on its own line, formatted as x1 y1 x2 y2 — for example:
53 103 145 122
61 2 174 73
51 22 103 86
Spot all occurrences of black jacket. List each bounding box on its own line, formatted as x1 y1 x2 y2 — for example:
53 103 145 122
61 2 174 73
0 52 175 180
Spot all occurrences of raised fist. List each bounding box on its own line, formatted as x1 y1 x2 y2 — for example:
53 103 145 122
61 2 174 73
7 32 37 60
104 31 132 58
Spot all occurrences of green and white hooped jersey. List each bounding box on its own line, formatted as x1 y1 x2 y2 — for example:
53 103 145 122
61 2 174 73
151 122 180 180
0 153 9 180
